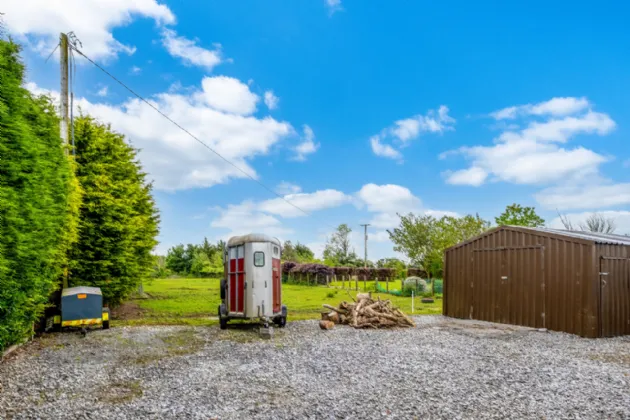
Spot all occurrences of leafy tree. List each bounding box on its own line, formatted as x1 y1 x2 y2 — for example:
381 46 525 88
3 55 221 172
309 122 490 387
166 244 189 274
0 39 78 350
68 116 159 305
283 240 315 263
323 224 359 266
495 203 545 227
150 255 170 278
294 242 315 262
282 241 299 262
389 213 490 281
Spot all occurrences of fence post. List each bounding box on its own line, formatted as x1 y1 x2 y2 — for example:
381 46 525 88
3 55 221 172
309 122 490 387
386 276 389 292
355 275 358 291
411 291 414 313
326 275 329 287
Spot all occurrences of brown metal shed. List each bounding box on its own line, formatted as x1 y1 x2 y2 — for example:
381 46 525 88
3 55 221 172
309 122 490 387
443 226 630 338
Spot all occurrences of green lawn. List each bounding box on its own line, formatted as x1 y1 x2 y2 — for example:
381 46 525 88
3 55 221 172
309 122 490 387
114 278 442 326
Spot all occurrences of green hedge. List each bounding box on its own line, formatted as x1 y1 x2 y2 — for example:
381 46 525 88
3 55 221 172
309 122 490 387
0 40 76 351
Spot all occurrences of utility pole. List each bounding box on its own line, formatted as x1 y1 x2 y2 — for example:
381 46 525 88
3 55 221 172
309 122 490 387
60 33 70 289
59 33 69 151
360 224 370 267
360 224 370 292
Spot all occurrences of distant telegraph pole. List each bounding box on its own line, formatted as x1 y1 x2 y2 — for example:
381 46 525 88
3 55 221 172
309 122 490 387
360 224 370 268
59 32 69 150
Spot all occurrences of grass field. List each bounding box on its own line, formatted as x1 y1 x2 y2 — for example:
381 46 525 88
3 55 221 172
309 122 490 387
114 278 442 327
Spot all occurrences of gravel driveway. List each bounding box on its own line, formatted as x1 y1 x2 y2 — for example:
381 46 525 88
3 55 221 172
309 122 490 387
1 316 629 419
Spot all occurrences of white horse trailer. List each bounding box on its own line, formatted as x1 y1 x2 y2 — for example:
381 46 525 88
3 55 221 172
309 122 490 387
218 234 287 330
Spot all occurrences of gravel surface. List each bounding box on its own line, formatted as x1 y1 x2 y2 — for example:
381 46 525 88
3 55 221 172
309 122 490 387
1 316 629 419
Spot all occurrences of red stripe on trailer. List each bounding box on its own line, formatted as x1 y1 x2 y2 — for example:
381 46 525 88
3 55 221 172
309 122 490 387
237 258 245 313
229 258 237 312
272 258 281 313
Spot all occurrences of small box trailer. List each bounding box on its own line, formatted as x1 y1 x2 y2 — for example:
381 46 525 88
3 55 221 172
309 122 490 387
218 234 287 332
46 286 110 335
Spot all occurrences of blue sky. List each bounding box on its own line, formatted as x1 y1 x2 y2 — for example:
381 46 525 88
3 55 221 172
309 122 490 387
5 0 630 260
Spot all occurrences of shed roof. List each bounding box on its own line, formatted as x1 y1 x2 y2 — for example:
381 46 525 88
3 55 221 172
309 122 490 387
446 225 630 252
227 233 282 248
522 227 630 246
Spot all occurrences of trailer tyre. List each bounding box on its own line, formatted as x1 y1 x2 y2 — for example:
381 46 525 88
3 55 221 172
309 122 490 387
274 316 286 328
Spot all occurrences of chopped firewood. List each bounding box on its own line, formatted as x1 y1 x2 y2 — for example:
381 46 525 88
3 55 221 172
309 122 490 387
321 294 415 329
319 320 335 330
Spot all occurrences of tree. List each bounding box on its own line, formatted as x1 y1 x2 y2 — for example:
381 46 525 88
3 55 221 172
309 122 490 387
150 255 170 278
323 224 359 266
558 211 617 234
580 213 617 234
0 39 79 351
68 116 160 305
166 244 189 274
495 204 545 227
389 213 490 281
295 242 315 262
282 241 299 262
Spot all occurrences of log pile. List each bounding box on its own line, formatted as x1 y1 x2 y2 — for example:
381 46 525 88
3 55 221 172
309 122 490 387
322 293 415 329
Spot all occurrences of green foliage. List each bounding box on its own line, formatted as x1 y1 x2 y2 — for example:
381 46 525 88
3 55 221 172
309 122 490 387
323 224 361 266
282 240 315 263
68 117 159 306
165 238 224 277
150 255 170 278
389 213 490 279
495 203 545 227
376 258 406 279
0 40 77 351
402 277 427 296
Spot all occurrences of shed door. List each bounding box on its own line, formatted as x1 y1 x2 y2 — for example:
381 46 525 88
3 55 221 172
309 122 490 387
600 257 630 337
473 247 544 328
472 249 508 323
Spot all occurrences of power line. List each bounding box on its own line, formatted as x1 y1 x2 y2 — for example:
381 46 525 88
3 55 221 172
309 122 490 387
69 44 313 219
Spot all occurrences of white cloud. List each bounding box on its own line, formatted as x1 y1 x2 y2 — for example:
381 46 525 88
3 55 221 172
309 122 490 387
196 76 259 115
161 28 225 71
535 182 630 210
548 211 630 235
210 201 292 239
264 90 279 110
3 0 175 61
130 66 142 75
210 189 352 239
293 125 319 161
390 105 455 142
260 189 352 218
26 79 292 191
357 184 421 216
491 97 590 120
370 136 402 161
96 86 108 97
276 182 302 195
370 105 455 160
443 103 615 186
325 0 343 15
444 167 488 186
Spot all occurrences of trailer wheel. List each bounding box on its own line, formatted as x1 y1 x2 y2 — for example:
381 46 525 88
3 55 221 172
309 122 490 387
218 304 228 330
103 320 110 330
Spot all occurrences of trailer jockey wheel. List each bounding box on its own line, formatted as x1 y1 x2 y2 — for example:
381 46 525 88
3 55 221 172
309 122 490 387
274 305 288 328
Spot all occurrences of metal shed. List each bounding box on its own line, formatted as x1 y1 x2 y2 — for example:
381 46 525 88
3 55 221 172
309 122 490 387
443 226 630 338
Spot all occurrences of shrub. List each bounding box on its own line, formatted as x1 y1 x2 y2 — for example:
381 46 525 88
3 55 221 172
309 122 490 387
433 279 443 294
402 277 427 296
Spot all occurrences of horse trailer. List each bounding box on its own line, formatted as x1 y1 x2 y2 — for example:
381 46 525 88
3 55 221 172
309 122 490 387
218 234 287 331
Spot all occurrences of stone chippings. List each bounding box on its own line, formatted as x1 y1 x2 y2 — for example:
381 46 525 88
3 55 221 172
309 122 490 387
1 316 629 419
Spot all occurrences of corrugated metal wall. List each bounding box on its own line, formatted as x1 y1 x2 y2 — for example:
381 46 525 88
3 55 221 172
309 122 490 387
444 227 605 338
